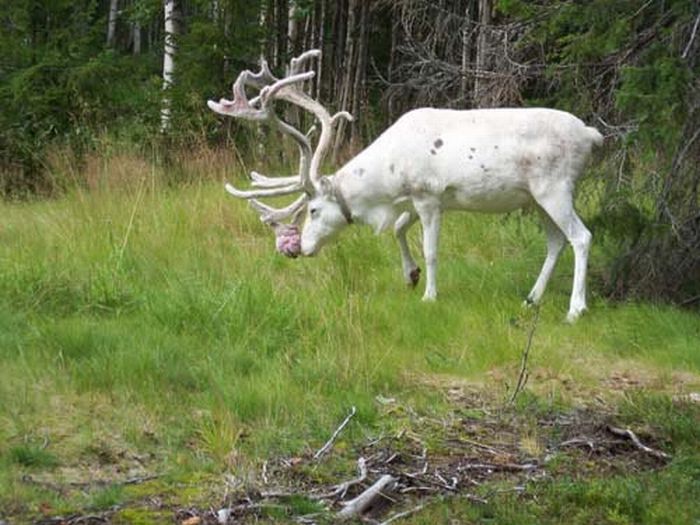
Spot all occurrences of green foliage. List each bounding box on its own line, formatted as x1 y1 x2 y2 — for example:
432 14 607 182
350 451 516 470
0 0 162 194
7 446 59 469
86 485 124 511
0 0 263 193
616 53 690 147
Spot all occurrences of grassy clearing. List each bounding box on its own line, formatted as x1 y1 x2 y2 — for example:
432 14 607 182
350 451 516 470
0 154 699 523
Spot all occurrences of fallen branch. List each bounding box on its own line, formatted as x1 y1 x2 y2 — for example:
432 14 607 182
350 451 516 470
337 474 397 521
606 426 671 460
559 437 596 451
459 462 538 472
120 474 162 486
314 406 357 460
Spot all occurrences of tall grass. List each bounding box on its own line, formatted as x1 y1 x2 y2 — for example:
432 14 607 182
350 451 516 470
1 149 699 519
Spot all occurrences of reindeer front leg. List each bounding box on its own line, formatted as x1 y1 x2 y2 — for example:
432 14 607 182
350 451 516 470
414 198 442 301
394 211 421 287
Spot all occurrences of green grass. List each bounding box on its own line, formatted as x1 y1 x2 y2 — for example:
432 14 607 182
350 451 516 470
0 166 699 523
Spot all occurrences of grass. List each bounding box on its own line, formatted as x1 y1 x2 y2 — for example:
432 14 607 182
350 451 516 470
0 151 699 523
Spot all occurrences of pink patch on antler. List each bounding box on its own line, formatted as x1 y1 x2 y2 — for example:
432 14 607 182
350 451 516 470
274 224 301 258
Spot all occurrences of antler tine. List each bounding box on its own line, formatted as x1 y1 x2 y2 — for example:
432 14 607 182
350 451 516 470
289 49 321 75
260 71 315 108
207 56 284 119
246 59 277 88
225 182 302 200
250 172 298 188
208 69 270 121
249 194 309 224
331 111 354 125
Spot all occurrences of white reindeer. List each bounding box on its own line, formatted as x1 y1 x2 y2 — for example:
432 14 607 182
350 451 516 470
208 50 603 322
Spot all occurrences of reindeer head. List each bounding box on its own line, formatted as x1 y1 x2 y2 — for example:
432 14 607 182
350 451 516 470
300 176 355 256
208 50 353 258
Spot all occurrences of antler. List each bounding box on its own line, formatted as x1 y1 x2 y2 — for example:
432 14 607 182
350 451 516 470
208 50 353 225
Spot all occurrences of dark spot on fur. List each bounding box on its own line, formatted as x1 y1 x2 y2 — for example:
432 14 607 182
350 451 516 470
355 168 365 176
389 164 395 173
434 138 444 149
430 149 436 155
480 164 486 170
470 147 476 152
468 155 473 160
494 145 499 149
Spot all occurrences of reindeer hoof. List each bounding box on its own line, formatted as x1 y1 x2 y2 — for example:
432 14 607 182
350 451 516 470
409 267 421 287
565 307 587 324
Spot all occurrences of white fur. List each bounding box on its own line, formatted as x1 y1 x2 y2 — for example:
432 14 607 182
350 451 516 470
300 107 603 322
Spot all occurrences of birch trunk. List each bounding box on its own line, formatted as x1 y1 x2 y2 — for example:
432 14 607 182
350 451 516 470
287 1 299 61
132 21 141 54
161 0 178 133
258 1 269 61
107 0 119 47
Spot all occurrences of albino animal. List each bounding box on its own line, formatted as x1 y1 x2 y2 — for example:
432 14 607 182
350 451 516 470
209 50 603 322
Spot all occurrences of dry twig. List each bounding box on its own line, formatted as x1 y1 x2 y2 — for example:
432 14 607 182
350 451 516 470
508 305 540 405
314 406 357 460
606 426 671 460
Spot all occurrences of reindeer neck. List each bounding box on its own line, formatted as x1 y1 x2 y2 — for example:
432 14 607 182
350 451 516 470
331 155 405 234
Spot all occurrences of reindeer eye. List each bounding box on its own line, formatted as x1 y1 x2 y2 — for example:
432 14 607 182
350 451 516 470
310 207 319 217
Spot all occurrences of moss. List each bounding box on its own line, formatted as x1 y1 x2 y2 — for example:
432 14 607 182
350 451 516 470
113 507 171 525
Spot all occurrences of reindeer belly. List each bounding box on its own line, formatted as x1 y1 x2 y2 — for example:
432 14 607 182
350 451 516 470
442 175 532 213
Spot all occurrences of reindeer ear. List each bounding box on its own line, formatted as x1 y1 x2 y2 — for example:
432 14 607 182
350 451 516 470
318 176 334 196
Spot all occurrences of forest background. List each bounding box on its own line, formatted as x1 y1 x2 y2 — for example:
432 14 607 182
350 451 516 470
1 0 699 305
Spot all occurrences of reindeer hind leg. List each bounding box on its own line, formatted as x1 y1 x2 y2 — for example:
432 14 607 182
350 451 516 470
532 187 592 322
526 207 566 306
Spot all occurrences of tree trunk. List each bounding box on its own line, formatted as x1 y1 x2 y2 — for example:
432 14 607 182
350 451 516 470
350 0 369 146
287 0 299 61
132 21 141 54
315 0 326 101
276 0 288 70
258 0 269 61
332 0 347 102
161 0 179 133
107 0 119 47
461 4 473 102
333 0 356 160
474 0 492 107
